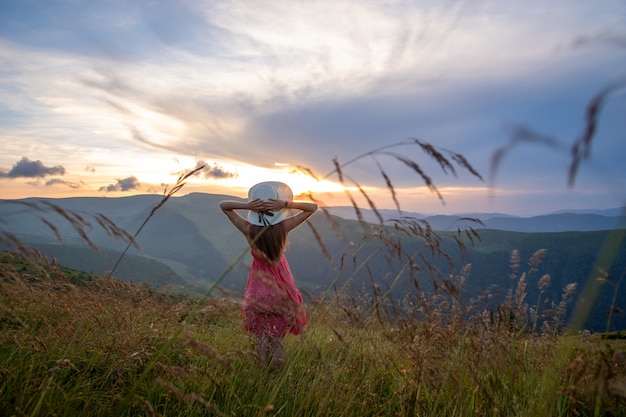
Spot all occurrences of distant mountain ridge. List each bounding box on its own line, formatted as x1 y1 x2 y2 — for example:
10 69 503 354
326 206 626 232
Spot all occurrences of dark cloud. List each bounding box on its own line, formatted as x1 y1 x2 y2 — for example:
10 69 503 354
181 160 238 180
199 162 237 179
99 176 141 192
0 157 65 178
84 165 96 173
232 61 626 190
45 178 81 189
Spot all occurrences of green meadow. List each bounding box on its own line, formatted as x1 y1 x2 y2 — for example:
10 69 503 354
2 251 625 417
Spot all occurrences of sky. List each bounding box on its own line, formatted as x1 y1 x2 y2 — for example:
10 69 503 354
0 0 625 216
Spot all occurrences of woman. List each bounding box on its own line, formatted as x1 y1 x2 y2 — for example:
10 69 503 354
219 182 317 368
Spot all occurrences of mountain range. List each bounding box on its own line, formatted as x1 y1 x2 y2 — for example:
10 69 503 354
326 206 626 232
1 193 625 332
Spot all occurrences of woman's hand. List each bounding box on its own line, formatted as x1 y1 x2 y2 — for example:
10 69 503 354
246 198 287 212
266 198 287 211
247 198 266 211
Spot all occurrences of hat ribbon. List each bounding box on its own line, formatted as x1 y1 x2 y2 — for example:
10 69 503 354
257 210 275 226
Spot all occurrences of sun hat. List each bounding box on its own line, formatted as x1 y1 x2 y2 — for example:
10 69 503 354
246 181 293 226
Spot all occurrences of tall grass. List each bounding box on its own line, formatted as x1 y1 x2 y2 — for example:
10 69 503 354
2 246 626 416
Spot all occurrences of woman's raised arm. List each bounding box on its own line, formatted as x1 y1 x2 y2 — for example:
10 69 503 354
220 199 263 235
274 200 318 232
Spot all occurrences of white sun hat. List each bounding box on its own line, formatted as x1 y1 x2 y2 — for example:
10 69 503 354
246 181 293 226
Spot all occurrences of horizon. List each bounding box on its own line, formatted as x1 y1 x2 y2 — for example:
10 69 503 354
2 189 624 219
1 1 625 217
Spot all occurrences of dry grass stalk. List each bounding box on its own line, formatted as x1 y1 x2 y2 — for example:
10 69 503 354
569 78 626 187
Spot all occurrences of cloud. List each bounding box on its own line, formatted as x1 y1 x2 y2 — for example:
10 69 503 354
0 157 65 178
99 176 141 192
195 161 238 179
45 178 81 189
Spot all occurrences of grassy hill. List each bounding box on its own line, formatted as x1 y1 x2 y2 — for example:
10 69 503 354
30 243 188 290
1 252 625 416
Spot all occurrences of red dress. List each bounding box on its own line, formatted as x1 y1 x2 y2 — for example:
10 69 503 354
243 250 308 337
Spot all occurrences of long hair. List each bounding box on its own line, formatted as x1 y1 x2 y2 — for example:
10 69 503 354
248 222 288 265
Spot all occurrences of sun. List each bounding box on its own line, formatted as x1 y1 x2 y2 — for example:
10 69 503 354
283 171 345 198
